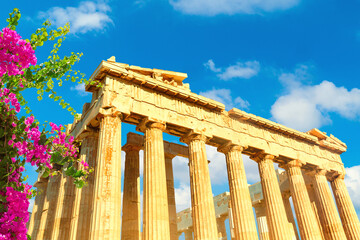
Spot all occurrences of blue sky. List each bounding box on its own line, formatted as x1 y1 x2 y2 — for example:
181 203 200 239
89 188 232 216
2 0 360 237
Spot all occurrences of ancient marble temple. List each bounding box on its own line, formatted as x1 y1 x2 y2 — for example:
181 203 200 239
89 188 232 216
28 57 360 240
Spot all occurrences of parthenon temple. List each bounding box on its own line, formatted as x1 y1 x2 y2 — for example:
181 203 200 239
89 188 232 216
28 57 360 240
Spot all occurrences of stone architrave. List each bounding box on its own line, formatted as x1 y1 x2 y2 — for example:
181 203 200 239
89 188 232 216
28 177 48 239
74 133 99 239
181 133 218 240
330 173 360 240
121 143 141 240
312 168 347 240
282 160 322 240
252 153 292 240
139 121 171 240
89 113 122 240
165 153 178 240
218 143 258 240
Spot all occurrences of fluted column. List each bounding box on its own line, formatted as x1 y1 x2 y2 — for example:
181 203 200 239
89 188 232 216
57 175 78 240
255 203 270 240
282 193 299 240
90 113 122 240
306 184 326 239
121 143 141 240
185 230 193 240
28 177 48 239
74 133 99 239
181 132 218 239
218 144 258 239
165 153 178 240
141 121 171 240
42 165 63 240
257 217 270 240
330 173 360 240
311 168 347 240
252 153 292 240
217 216 228 240
283 160 322 240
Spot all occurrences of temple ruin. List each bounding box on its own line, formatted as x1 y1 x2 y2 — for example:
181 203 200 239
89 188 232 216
28 57 360 240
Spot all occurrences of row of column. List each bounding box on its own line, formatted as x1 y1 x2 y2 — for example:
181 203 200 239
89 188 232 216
28 113 360 240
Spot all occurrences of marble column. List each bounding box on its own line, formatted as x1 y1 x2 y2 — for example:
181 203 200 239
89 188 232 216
181 133 218 239
257 217 270 240
252 153 292 240
255 203 270 240
283 160 322 240
165 153 178 240
282 193 299 240
217 216 228 240
121 143 141 240
57 175 77 240
89 114 122 240
74 133 99 239
141 121 171 240
312 168 347 240
218 144 258 240
330 173 360 240
306 184 326 240
28 177 48 239
42 165 63 240
184 230 193 240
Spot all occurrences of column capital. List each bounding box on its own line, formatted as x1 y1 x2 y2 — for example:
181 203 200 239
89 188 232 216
164 152 176 160
314 167 327 176
34 178 49 189
328 171 345 182
122 143 142 153
304 166 327 177
250 151 275 163
78 129 99 140
282 190 292 199
279 159 304 169
136 117 166 132
98 107 122 118
217 141 244 154
180 131 208 144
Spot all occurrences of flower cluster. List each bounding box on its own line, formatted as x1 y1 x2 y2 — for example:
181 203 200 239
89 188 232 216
8 116 52 169
0 186 31 240
0 27 37 78
0 87 21 112
0 16 89 240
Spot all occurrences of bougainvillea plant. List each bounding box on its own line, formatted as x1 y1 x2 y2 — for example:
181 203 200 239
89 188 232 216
0 9 97 240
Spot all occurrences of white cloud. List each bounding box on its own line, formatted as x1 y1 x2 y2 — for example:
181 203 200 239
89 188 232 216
243 155 260 184
70 83 91 96
204 59 221 73
173 156 190 184
271 65 360 131
207 145 228 185
345 165 360 212
200 88 250 110
39 1 113 34
205 59 260 80
175 183 191 211
218 61 260 80
170 0 299 16
28 198 35 213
